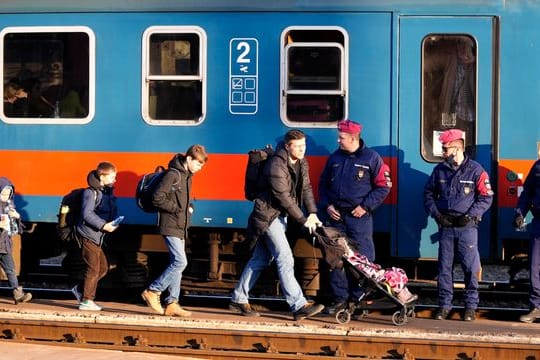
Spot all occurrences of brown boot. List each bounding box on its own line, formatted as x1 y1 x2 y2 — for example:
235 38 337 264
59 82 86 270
13 286 31 305
141 289 164 315
164 302 192 317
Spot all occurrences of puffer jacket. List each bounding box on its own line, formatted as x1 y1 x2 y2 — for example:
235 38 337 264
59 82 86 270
0 177 16 254
245 147 317 246
152 153 192 239
76 170 117 246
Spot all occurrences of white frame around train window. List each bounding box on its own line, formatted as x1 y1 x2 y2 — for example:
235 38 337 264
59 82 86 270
280 26 349 127
141 26 207 126
0 26 95 125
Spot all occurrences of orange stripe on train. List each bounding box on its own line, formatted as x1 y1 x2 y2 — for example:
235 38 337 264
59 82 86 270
0 150 397 203
498 159 537 208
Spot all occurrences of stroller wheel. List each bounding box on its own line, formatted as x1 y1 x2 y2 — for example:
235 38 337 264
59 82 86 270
392 310 408 326
335 309 351 324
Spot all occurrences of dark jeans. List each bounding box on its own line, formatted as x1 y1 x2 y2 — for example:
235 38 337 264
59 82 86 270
81 237 108 301
0 252 19 289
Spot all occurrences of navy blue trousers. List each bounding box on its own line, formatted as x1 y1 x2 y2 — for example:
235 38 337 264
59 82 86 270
328 214 374 302
437 226 480 310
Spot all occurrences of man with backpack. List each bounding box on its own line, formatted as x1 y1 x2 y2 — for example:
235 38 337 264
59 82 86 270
77 161 120 311
141 145 208 317
229 129 325 320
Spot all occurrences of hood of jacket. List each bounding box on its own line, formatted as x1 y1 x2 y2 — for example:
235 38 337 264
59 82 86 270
168 153 190 177
0 177 14 204
86 170 103 191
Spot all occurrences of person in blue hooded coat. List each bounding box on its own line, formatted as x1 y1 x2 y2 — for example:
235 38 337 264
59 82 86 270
0 177 31 304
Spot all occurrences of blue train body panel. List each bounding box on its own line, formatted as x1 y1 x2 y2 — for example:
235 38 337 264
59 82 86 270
0 0 538 269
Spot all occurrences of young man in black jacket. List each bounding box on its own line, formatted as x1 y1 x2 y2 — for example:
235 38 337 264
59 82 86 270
142 145 208 317
230 129 324 320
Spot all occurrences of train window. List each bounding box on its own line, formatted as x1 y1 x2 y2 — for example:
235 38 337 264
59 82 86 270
422 34 477 161
0 27 95 124
280 27 348 126
142 26 207 125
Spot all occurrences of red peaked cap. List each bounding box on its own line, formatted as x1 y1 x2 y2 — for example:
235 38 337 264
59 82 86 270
337 119 362 135
439 128 464 145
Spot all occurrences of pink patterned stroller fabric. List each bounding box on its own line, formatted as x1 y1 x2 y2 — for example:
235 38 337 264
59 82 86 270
313 226 417 304
346 253 417 304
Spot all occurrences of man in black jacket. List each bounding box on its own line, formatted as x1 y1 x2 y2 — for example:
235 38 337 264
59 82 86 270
230 129 324 320
141 145 208 317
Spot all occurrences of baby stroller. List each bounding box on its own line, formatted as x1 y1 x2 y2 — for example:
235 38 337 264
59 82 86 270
313 227 417 326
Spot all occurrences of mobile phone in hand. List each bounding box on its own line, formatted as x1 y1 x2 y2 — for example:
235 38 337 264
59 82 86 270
111 216 124 226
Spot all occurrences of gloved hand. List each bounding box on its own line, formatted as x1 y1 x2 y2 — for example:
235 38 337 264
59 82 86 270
454 214 472 227
514 214 525 229
434 213 452 227
304 213 322 234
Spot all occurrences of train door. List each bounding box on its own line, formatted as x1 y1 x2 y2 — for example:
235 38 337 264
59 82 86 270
397 17 495 259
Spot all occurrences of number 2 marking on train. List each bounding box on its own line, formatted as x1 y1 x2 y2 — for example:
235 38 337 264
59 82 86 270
236 41 251 63
229 38 258 115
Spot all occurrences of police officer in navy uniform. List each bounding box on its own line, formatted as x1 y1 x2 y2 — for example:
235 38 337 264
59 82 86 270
319 119 392 314
514 159 540 323
424 128 493 321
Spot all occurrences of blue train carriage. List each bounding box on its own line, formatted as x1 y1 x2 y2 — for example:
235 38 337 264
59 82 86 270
0 2 393 295
0 0 536 295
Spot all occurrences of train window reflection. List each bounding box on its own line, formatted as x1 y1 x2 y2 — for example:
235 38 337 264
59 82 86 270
142 27 206 125
422 34 477 161
1 27 94 124
281 27 348 126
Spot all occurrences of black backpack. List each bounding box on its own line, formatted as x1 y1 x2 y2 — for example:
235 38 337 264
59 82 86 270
136 166 180 213
56 188 98 247
244 145 274 201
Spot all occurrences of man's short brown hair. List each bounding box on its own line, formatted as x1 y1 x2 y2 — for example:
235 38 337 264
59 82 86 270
96 161 116 176
284 129 306 144
186 144 208 163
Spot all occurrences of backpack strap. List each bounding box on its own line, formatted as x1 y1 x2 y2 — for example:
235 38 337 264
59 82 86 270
90 187 100 209
169 168 181 187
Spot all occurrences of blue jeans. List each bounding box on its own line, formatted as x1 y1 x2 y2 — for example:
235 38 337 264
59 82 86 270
149 236 188 304
437 226 480 309
0 252 18 289
232 217 307 312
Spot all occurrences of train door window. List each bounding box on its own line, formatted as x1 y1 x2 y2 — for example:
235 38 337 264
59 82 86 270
142 26 206 125
0 26 95 124
422 34 477 161
280 27 348 126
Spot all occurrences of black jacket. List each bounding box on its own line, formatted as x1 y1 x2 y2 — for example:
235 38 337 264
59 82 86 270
152 153 192 239
245 147 317 247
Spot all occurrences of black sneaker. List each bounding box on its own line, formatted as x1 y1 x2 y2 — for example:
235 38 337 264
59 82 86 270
293 303 324 321
323 301 347 315
229 302 260 317
434 308 450 320
463 308 476 321
520 307 540 323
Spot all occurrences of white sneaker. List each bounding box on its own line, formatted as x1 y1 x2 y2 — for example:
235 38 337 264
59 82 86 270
79 299 102 311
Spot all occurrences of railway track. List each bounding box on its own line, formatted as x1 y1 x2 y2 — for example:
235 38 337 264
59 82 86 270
1 310 539 359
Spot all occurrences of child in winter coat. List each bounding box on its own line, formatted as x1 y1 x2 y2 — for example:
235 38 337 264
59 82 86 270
0 177 31 304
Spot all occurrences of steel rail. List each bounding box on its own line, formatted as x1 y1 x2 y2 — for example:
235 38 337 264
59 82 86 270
1 318 540 359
